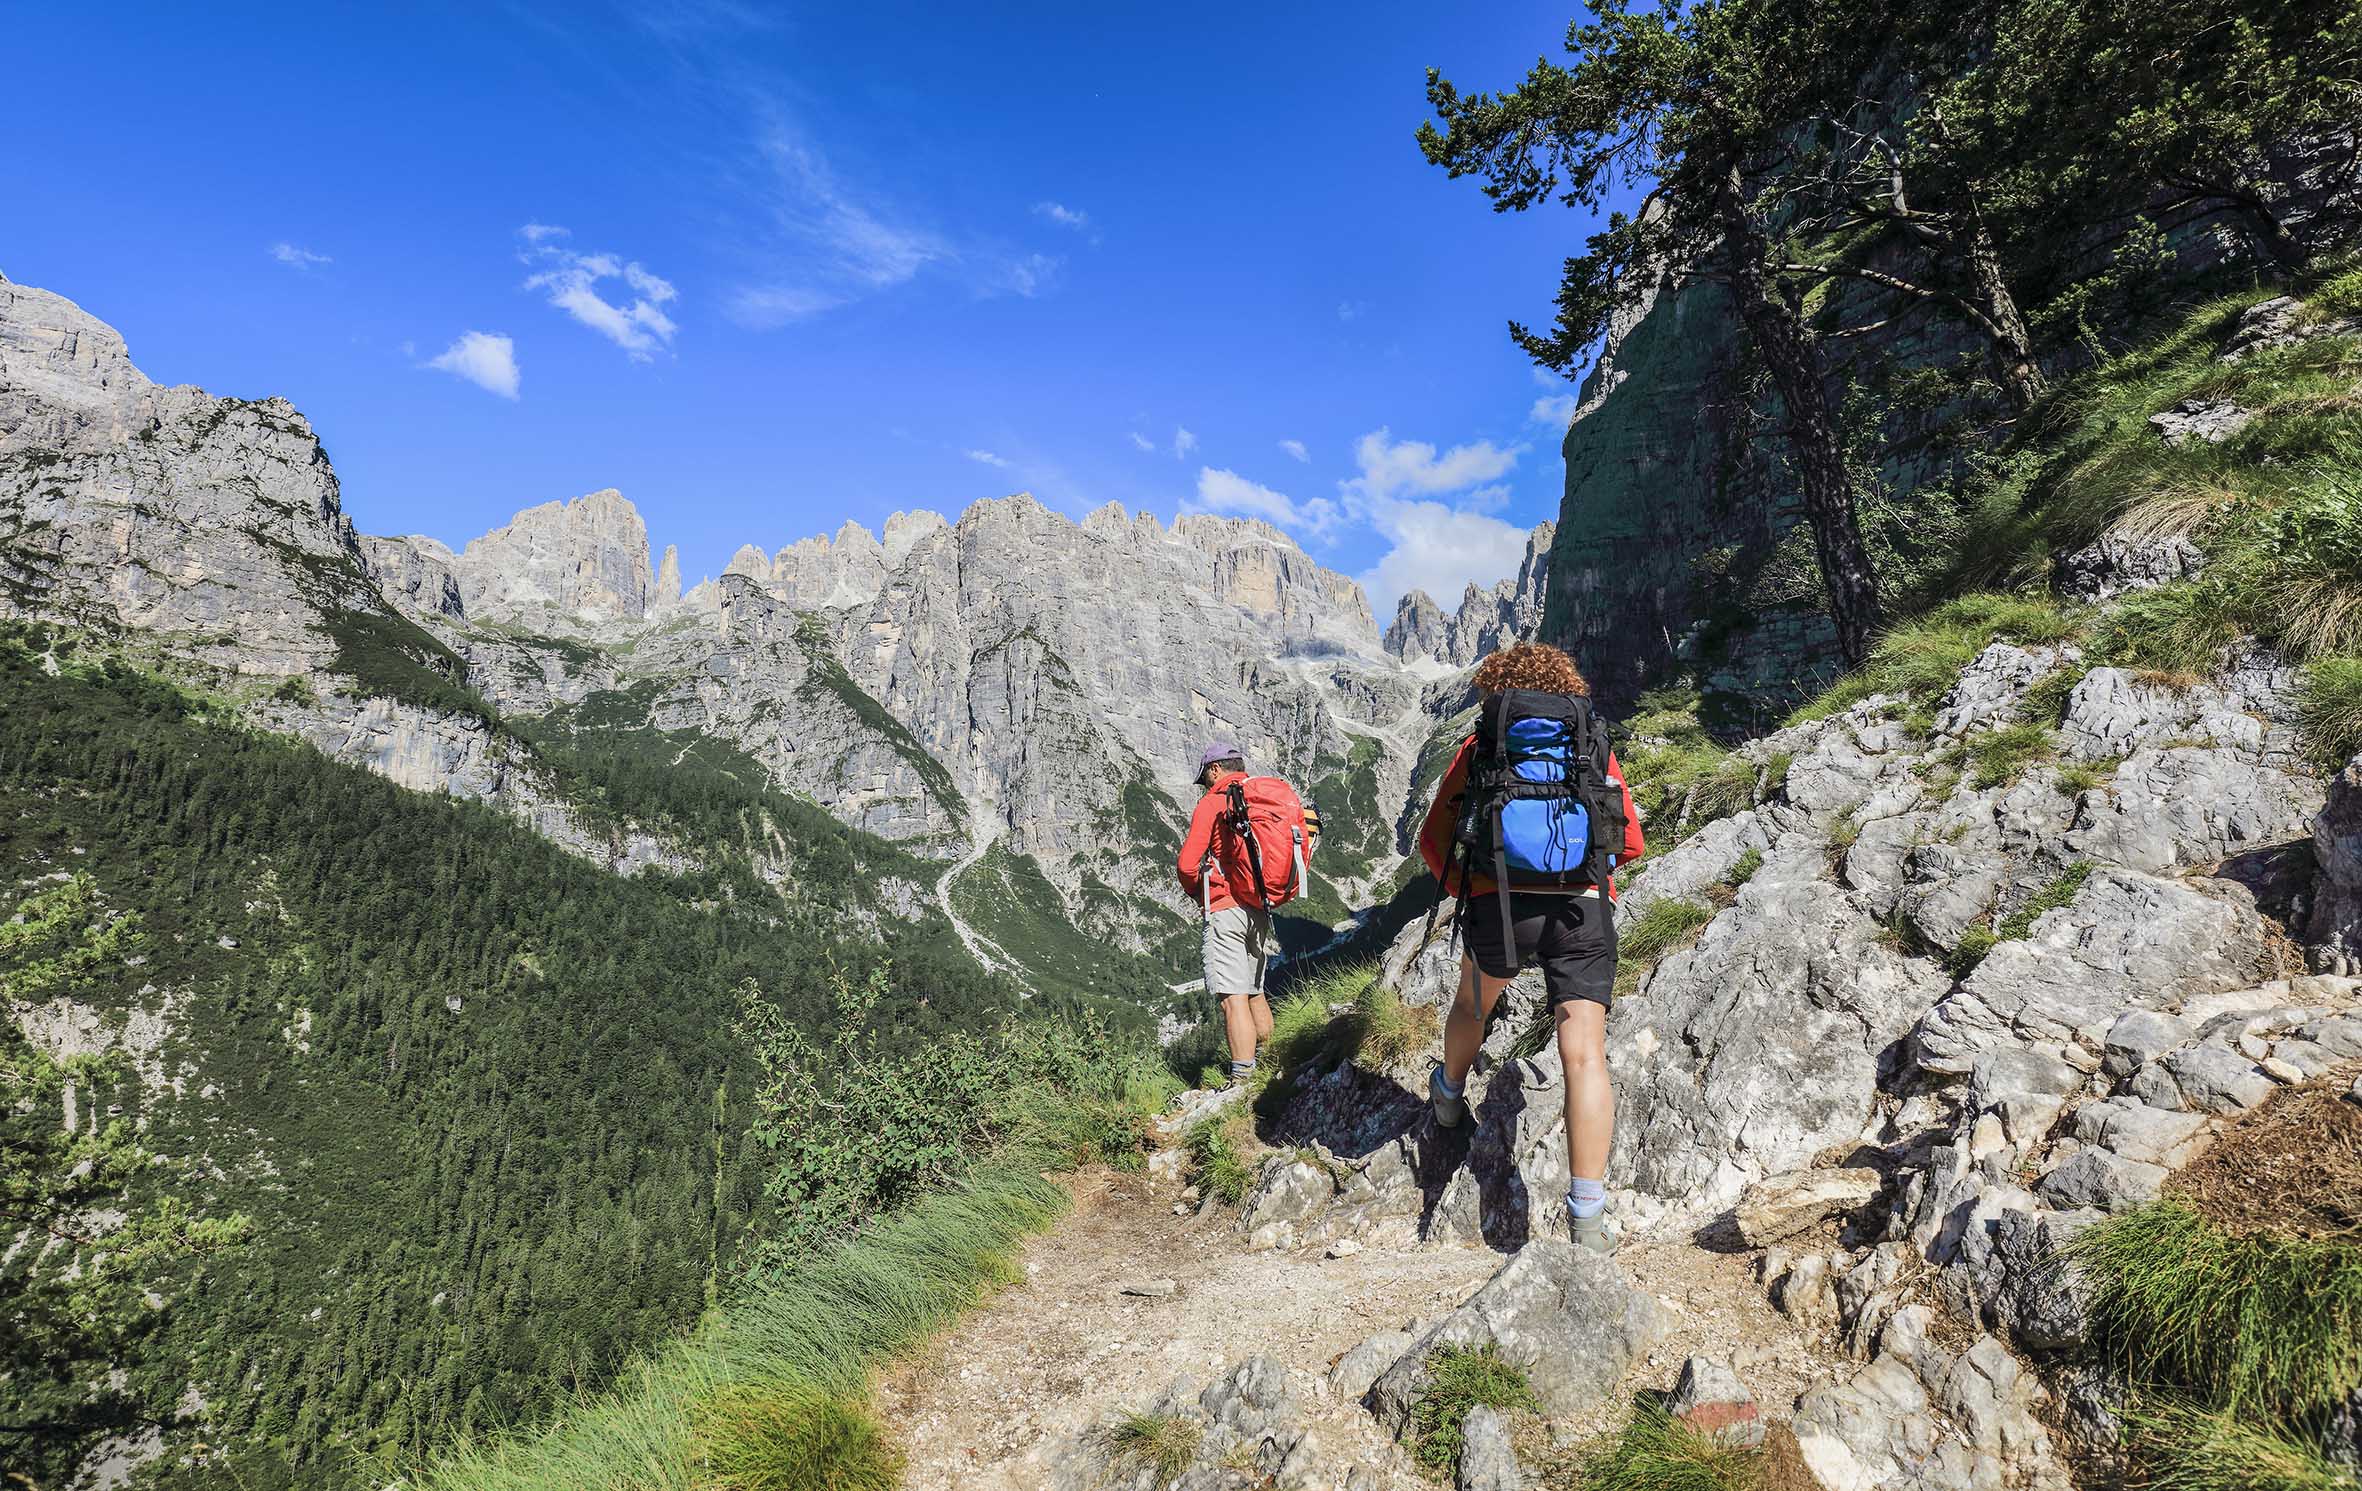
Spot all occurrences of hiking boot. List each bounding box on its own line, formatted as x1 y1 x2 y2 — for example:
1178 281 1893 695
1429 1065 1466 1129
1568 1204 1617 1255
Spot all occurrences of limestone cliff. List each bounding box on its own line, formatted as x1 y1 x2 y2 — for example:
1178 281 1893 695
1383 521 1554 668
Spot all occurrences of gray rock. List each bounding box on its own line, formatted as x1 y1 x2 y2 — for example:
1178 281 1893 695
2148 397 2255 446
1666 1357 1765 1449
1933 643 2075 739
2071 1099 2213 1168
2310 752 2362 972
2104 1010 2195 1078
2219 294 2362 364
1386 523 1554 668
2158 1042 2280 1113
1368 1241 1661 1429
1971 1048 2088 1149
2036 1149 2168 1213
1457 1404 1525 1491
1329 1330 1416 1402
1914 869 2270 1074
2058 530 2203 603
1732 1168 1884 1246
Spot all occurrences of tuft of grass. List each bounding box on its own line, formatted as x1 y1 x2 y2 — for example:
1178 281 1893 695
1103 1410 1203 1487
694 1384 903 1491
1619 689 1769 860
1185 1112 1255 1206
1789 592 2078 724
1997 862 2093 942
2055 756 2121 795
1948 924 1998 979
1561 1401 1763 1491
2125 1399 2361 1491
1349 975 1435 1071
2018 663 2093 726
1409 1344 1541 1477
1966 721 2057 789
1615 898 1717 996
2301 655 2362 769
1727 847 1765 889
2069 1199 2362 1420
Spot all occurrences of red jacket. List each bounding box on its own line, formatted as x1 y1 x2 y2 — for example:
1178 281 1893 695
1177 770 1248 913
1417 737 1644 900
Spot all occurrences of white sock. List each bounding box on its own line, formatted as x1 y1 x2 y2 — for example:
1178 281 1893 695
1433 1066 1463 1097
1567 1178 1606 1220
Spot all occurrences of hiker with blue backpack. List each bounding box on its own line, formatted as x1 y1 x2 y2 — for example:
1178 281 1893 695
1415 642 1645 1252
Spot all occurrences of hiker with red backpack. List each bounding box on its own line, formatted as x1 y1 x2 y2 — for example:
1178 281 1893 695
1177 742 1313 1086
1416 642 1644 1252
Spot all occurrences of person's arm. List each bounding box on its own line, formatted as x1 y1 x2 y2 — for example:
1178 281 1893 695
1606 748 1645 867
1417 740 1474 887
1177 792 1218 901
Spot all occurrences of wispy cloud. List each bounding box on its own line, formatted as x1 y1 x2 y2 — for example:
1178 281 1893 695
1172 426 1198 460
1032 201 1090 230
1337 299 1372 322
1529 393 1579 427
1278 438 1309 463
269 242 331 270
729 122 1065 326
1194 467 1338 536
1127 432 1157 453
964 449 1011 468
518 227 679 360
426 332 520 400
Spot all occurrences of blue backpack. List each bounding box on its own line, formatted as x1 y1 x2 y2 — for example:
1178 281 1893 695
1443 688 1629 975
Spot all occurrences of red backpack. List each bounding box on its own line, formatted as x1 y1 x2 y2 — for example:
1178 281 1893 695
1208 775 1310 910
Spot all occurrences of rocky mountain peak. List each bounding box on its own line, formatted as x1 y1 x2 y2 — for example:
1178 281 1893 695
1383 519 1555 668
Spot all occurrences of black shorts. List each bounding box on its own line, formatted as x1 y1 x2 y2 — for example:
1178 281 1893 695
1463 892 1617 1009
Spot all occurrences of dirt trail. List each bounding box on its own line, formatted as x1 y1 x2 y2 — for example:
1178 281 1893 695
880 1157 1847 1489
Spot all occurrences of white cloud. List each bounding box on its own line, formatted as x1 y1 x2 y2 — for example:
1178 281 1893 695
1356 501 1532 617
1127 431 1156 453
1346 428 1522 500
269 242 331 269
1032 201 1091 230
519 227 679 361
1172 426 1198 460
1278 438 1309 463
1337 299 1371 322
1194 467 1338 535
426 332 520 400
989 251 1064 298
1531 365 1562 390
1338 429 1532 615
965 449 1011 468
1529 393 1579 427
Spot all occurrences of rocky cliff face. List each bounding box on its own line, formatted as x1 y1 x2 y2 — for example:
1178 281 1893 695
1383 521 1554 669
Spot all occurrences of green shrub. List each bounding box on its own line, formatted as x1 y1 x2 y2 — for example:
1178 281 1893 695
1562 1401 1763 1491
2069 1199 2362 1419
1409 1344 1540 1476
1103 1411 1202 1487
695 1384 903 1491
1185 1113 1255 1206
2301 656 2362 768
1948 925 1998 979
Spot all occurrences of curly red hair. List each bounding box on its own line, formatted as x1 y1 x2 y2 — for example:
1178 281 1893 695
1470 641 1590 698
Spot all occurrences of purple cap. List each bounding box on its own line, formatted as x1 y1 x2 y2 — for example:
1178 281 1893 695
1198 740 1242 771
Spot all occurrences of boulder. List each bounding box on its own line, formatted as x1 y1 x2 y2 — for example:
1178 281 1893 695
1368 1241 1661 1429
1732 1168 1884 1246
2147 397 2254 446
2035 1149 2168 1213
2309 752 2362 972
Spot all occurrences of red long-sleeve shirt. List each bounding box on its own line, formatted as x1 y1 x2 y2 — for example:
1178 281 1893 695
1416 737 1645 900
1177 769 1248 912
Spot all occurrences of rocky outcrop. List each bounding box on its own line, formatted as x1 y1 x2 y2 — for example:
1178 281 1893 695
1383 523 1554 668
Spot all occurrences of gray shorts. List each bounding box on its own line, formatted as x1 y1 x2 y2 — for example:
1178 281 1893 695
1202 904 1274 998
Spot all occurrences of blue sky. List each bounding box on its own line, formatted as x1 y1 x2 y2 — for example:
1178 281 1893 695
7 2 1617 621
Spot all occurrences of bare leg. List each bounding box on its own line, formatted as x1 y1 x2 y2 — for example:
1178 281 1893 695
1249 993 1274 1044
1221 993 1259 1070
1554 999 1613 1181
1441 955 1512 1088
